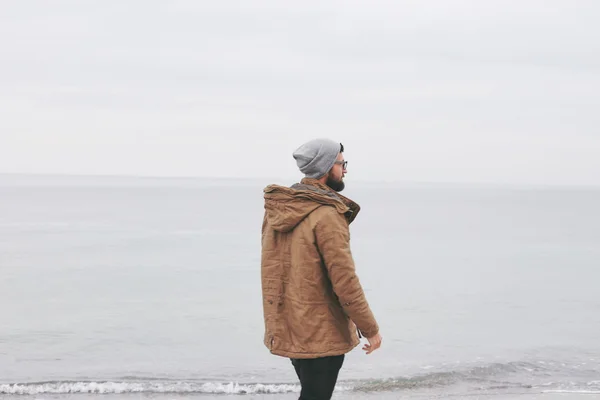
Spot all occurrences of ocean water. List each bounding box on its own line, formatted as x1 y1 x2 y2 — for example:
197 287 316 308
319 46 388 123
1 175 599 399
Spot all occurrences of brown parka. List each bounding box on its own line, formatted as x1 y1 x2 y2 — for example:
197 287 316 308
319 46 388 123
261 178 379 359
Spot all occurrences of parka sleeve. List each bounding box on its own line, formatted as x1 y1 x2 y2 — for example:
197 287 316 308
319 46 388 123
314 207 380 338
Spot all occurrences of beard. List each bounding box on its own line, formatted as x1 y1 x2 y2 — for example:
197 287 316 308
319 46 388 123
326 175 345 192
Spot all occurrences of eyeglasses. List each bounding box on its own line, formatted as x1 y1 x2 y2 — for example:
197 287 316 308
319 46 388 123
334 160 348 169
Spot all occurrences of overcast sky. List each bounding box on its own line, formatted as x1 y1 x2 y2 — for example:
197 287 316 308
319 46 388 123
0 0 598 185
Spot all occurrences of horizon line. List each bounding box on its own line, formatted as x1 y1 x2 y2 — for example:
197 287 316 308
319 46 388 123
0 172 598 190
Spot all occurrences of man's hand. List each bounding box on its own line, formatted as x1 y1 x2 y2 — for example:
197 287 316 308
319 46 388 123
362 332 382 355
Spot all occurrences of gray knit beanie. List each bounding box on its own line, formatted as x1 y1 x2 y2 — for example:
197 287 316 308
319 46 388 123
293 138 341 179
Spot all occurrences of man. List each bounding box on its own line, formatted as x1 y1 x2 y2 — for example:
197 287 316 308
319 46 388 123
261 138 382 400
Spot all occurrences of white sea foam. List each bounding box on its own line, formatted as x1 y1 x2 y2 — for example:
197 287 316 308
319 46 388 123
0 381 303 395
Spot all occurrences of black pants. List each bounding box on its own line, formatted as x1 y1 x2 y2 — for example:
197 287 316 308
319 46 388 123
290 355 345 400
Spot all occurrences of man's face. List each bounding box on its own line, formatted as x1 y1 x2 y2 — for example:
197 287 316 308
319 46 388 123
326 152 347 192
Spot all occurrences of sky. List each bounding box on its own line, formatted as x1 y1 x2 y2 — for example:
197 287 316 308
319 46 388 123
0 0 599 186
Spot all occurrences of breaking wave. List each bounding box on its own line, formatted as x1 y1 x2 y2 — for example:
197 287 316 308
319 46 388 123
0 381 301 395
1 360 598 395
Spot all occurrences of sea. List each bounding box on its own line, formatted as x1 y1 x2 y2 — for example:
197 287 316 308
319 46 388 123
1 174 599 400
